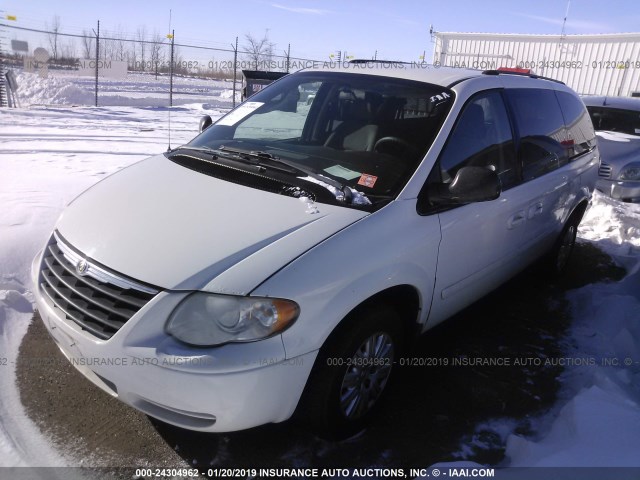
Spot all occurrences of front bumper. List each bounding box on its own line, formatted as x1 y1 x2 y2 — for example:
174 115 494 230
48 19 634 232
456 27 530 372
31 249 316 432
595 178 640 202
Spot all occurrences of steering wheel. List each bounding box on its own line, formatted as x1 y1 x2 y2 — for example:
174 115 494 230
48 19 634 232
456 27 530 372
374 136 415 155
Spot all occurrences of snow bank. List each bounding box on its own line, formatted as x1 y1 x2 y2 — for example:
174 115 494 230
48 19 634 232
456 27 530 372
14 71 236 108
503 193 640 466
16 72 94 106
507 382 640 466
219 89 241 102
0 154 78 466
0 281 36 467
578 191 640 263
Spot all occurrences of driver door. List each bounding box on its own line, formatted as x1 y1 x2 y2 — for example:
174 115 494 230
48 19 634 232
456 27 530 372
424 89 536 327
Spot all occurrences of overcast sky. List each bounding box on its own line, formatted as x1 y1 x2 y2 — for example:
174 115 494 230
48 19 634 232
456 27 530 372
2 0 639 62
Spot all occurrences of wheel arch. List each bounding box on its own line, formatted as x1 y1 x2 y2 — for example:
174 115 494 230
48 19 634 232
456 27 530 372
320 284 423 353
569 197 589 225
294 284 421 438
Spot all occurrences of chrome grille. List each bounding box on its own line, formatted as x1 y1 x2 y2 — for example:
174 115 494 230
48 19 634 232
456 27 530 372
39 233 159 340
598 163 612 178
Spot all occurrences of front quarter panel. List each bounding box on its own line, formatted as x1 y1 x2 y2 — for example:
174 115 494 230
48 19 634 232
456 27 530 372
251 200 441 359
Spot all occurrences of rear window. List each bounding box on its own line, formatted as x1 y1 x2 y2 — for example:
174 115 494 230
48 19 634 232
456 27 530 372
586 106 640 136
556 91 597 159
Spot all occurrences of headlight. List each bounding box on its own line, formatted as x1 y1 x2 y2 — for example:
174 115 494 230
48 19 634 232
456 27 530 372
166 293 299 347
619 165 640 181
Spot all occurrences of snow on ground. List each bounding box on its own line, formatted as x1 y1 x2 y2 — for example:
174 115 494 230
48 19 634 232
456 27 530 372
0 72 225 465
424 194 640 476
439 191 640 470
504 192 640 466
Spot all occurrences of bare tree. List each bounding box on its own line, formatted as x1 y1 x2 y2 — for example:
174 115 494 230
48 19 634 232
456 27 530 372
114 25 127 62
243 31 275 70
81 29 94 59
61 41 77 60
101 35 115 61
150 32 165 76
46 15 61 60
136 26 148 71
129 43 138 71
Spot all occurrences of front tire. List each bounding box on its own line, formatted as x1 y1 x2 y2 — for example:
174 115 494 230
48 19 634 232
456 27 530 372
296 305 403 440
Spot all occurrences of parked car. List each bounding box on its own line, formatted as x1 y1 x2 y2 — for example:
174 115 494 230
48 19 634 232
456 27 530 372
32 65 598 439
582 95 640 202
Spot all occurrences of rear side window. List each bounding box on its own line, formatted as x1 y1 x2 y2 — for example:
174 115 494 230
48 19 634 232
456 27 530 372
556 91 597 158
506 89 567 181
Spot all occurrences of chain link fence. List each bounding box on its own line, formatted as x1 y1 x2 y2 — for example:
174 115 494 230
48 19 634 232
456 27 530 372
0 19 328 109
0 17 9 107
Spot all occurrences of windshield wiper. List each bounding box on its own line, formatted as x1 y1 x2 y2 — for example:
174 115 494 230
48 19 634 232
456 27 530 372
171 145 219 155
168 145 271 175
217 145 355 203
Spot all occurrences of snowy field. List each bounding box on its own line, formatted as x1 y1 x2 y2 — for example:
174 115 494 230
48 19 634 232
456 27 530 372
1 72 640 469
14 70 239 107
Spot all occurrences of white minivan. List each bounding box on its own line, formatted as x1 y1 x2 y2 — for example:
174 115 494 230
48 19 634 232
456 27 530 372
32 64 598 439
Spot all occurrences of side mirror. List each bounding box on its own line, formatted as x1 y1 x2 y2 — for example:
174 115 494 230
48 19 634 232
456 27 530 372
199 115 213 133
446 166 501 203
420 166 501 212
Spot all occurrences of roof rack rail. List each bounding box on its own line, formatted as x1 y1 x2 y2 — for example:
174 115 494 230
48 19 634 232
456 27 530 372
482 69 565 85
349 59 411 65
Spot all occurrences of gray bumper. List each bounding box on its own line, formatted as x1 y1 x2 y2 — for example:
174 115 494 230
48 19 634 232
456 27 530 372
595 179 640 202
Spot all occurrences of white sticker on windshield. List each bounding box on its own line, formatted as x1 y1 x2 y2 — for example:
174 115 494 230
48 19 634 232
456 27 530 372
430 91 451 104
216 102 264 126
324 164 361 180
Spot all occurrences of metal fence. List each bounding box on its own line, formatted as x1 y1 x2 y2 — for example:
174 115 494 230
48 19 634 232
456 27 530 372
0 21 8 107
433 31 640 97
0 19 328 109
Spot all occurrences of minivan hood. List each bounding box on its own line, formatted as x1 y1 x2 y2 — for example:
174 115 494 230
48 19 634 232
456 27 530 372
56 154 368 292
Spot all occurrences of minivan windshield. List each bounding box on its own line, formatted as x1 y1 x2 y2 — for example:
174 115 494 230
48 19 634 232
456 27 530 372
185 71 454 209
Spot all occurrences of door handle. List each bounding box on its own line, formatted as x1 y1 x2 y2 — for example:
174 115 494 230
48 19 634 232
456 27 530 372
528 202 544 219
508 211 526 229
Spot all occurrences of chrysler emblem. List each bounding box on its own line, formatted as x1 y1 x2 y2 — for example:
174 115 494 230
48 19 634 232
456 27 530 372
76 259 89 275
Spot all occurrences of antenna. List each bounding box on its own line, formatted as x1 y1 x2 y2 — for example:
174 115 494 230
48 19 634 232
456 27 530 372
560 0 571 40
166 9 173 152
558 0 572 63
167 104 172 152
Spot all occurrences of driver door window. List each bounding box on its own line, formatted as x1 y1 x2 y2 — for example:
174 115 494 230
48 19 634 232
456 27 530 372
438 90 518 190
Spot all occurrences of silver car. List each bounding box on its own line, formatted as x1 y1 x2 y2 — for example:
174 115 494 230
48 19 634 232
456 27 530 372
583 95 640 202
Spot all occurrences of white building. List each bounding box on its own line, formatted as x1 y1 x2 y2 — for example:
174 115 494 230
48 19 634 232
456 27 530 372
433 32 640 97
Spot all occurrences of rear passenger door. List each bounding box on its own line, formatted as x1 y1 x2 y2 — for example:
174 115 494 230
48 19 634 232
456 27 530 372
504 88 576 250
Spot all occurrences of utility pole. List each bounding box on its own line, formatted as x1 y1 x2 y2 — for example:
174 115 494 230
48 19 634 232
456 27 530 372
232 36 238 107
169 29 174 107
0 14 8 107
285 43 290 73
94 20 99 107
